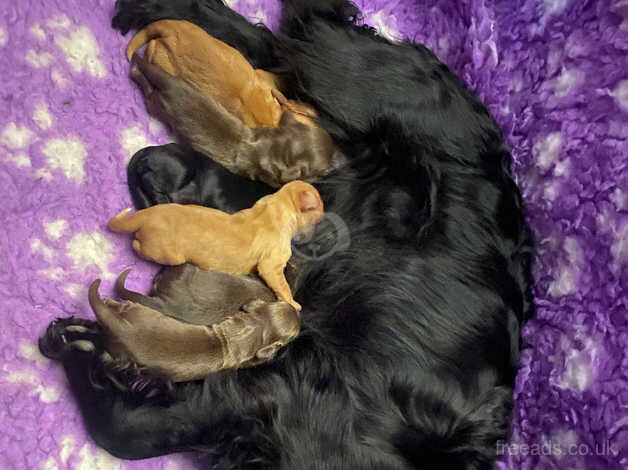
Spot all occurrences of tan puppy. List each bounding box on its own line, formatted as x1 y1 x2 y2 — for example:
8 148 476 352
108 181 324 311
89 280 299 382
126 19 316 128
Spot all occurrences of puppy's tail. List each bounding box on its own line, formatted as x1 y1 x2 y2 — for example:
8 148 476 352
108 208 144 233
126 21 170 61
88 279 117 327
114 269 144 304
393 383 512 470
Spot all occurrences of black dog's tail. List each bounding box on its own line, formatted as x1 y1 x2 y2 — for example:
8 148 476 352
280 0 361 35
392 383 512 470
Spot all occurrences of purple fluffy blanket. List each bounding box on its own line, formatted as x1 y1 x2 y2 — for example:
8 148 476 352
0 0 626 468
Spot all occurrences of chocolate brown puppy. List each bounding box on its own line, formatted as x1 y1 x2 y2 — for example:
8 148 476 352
116 262 304 325
130 53 344 188
89 280 299 382
115 265 275 325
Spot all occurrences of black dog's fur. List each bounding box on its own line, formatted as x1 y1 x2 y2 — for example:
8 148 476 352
39 1 533 468
127 143 270 211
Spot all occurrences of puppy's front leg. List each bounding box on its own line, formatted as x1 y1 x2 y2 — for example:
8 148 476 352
257 254 301 312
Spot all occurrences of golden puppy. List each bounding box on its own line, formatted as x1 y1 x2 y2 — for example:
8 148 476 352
126 19 316 128
89 280 299 382
108 181 323 311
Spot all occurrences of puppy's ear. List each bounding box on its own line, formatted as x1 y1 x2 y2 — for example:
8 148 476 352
255 343 282 361
299 190 320 212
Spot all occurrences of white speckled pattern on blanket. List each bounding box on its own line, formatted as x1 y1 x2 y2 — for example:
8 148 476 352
0 0 626 469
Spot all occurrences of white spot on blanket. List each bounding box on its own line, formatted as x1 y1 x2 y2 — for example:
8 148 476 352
51 69 68 89
42 137 87 183
148 116 166 135
4 152 32 168
41 456 59 470
5 370 38 386
120 125 152 163
66 231 115 280
532 0 569 34
33 102 54 130
611 224 628 264
553 157 570 177
38 267 65 281
55 26 106 78
25 49 55 68
554 68 579 97
610 187 626 212
548 264 576 297
46 15 71 30
4 370 60 402
558 337 599 392
368 11 402 42
76 444 122 470
30 24 46 41
63 283 84 299
37 384 61 402
45 219 68 240
19 342 49 367
533 132 562 170
548 237 583 297
611 79 628 110
60 436 75 464
35 168 54 181
1 123 35 149
543 181 559 201
564 237 584 267
0 26 7 47
31 239 55 263
544 0 569 16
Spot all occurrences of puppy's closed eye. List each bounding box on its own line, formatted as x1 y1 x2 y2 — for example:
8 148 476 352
299 190 322 212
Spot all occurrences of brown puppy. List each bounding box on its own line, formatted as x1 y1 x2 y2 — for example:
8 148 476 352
108 181 323 311
126 19 314 129
89 280 299 382
130 52 343 188
115 265 275 325
116 263 304 325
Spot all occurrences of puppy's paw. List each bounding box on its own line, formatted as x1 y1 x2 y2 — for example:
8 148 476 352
39 317 102 360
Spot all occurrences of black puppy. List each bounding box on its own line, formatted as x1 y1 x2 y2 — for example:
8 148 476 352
41 1 533 468
128 142 270 211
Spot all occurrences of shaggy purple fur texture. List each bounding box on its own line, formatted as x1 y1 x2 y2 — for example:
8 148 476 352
0 0 626 469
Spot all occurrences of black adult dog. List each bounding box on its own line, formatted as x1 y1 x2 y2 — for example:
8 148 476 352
39 1 533 468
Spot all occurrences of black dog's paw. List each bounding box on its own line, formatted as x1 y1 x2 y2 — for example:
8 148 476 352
101 354 176 405
39 317 102 360
112 0 161 33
